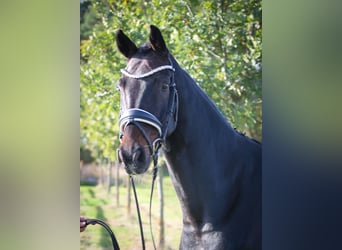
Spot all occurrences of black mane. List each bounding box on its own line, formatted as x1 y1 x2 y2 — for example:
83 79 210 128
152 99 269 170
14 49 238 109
138 43 153 54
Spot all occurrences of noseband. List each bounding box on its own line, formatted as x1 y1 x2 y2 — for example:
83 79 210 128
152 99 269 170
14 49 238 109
119 58 178 158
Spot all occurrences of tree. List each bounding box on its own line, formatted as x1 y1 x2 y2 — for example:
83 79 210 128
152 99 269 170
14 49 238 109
80 0 262 163
157 163 165 248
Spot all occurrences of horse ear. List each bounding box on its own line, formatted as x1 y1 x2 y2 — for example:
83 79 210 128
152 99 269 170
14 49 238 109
116 29 138 58
149 25 168 54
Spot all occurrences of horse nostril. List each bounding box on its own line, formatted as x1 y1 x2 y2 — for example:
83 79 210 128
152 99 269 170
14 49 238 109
118 148 130 165
117 149 123 163
132 148 142 163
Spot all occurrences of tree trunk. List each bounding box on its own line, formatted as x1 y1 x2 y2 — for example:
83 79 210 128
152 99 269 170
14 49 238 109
126 175 131 217
116 162 120 206
107 161 112 194
99 163 104 186
158 165 165 249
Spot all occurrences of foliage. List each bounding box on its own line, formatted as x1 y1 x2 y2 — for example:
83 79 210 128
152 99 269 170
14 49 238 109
80 1 98 40
80 0 262 161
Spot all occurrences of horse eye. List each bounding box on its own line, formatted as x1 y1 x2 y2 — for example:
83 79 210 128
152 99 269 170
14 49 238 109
116 79 123 92
116 84 121 92
161 83 169 91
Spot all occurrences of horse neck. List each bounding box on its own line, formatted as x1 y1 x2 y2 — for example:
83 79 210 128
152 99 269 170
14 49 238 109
163 59 238 213
167 60 236 154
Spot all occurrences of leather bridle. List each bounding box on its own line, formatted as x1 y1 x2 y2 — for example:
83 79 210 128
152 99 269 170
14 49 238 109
119 58 178 158
118 57 178 250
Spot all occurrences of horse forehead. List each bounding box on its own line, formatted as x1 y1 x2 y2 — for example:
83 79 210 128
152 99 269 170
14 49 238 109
126 54 168 74
126 58 151 73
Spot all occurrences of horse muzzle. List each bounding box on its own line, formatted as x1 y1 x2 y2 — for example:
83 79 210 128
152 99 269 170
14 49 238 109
117 138 152 175
118 110 162 175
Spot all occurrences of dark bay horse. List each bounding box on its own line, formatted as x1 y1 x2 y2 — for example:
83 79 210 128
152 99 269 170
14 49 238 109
116 25 261 250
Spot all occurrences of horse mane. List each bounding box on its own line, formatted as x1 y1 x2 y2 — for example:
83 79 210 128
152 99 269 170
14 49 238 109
234 128 261 144
132 43 169 62
174 58 261 145
138 43 153 53
180 67 262 146
176 59 262 146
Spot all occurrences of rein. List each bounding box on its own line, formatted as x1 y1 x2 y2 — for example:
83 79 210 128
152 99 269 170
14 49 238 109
119 57 178 250
85 219 120 250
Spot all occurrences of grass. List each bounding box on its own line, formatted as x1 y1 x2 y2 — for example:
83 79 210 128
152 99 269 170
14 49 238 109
80 172 182 250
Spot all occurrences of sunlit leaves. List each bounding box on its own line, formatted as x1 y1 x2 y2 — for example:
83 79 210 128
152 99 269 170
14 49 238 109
80 0 262 161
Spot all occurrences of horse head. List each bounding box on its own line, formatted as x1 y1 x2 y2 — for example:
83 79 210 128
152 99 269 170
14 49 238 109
116 25 178 175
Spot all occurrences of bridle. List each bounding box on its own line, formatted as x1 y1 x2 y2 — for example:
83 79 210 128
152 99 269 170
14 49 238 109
119 57 178 159
118 56 178 250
